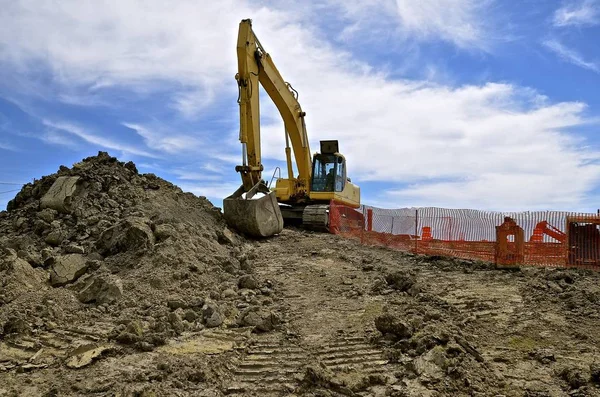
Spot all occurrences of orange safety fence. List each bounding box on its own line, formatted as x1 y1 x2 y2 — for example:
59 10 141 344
329 202 600 271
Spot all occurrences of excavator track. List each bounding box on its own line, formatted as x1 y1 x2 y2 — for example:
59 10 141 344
301 205 330 232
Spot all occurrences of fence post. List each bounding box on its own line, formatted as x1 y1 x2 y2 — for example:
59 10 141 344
361 206 365 245
414 209 419 254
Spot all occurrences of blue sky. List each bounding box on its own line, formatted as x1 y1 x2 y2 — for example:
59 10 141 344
1 0 600 212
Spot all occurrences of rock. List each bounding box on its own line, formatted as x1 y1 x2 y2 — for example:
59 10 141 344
65 244 85 254
546 281 563 293
41 248 54 262
167 298 187 311
205 311 223 328
50 254 88 287
529 348 556 364
137 341 154 352
238 274 259 290
408 282 422 296
259 287 272 296
240 308 279 332
33 219 51 235
202 302 223 328
126 321 144 337
375 313 413 339
78 274 123 304
153 224 175 242
184 309 199 322
222 288 237 299
385 271 416 292
124 161 138 173
187 369 206 383
1 254 44 291
116 331 140 344
590 363 600 384
558 367 588 389
65 344 109 368
97 217 155 255
1 316 30 336
411 346 446 381
17 248 43 267
40 176 81 213
37 208 58 223
45 229 66 246
188 297 205 310
169 312 184 333
217 228 237 245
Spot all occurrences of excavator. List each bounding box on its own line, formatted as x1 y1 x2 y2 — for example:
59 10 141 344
530 221 566 243
223 19 360 237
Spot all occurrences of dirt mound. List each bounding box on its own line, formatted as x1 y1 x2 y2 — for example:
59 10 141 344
526 267 600 316
0 153 280 386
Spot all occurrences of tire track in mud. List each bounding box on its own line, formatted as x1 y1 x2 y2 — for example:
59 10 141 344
226 335 388 396
318 336 387 374
226 338 306 396
224 237 391 395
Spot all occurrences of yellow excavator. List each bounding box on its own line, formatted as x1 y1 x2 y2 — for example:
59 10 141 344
223 19 360 237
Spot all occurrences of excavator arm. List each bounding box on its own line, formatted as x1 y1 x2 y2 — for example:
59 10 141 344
224 19 314 237
235 19 312 193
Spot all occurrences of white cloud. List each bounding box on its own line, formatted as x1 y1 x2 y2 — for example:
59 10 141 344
43 120 158 158
543 39 600 73
329 0 495 50
553 0 599 27
172 170 225 182
40 129 80 149
177 182 241 207
251 24 600 211
0 0 599 210
393 0 492 49
122 123 202 154
0 142 17 151
171 89 217 119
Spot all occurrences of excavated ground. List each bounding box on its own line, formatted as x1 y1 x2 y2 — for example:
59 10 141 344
1 154 600 396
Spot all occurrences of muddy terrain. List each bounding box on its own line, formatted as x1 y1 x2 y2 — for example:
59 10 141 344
1 153 600 396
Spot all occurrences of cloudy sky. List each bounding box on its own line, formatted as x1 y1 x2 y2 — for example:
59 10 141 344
1 0 600 212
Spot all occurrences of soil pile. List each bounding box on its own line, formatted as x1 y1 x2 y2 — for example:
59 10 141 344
0 153 279 388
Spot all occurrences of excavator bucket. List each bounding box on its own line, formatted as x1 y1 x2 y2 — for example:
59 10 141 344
223 182 284 238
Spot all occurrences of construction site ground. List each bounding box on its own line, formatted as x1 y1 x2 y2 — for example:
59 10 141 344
1 154 600 396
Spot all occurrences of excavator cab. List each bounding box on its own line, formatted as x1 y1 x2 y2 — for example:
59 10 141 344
311 140 347 193
311 154 346 193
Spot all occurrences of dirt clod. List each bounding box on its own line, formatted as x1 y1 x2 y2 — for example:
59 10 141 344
78 273 123 304
375 313 413 340
238 274 259 289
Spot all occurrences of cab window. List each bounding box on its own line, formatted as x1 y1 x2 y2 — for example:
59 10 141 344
311 155 345 192
335 160 345 192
